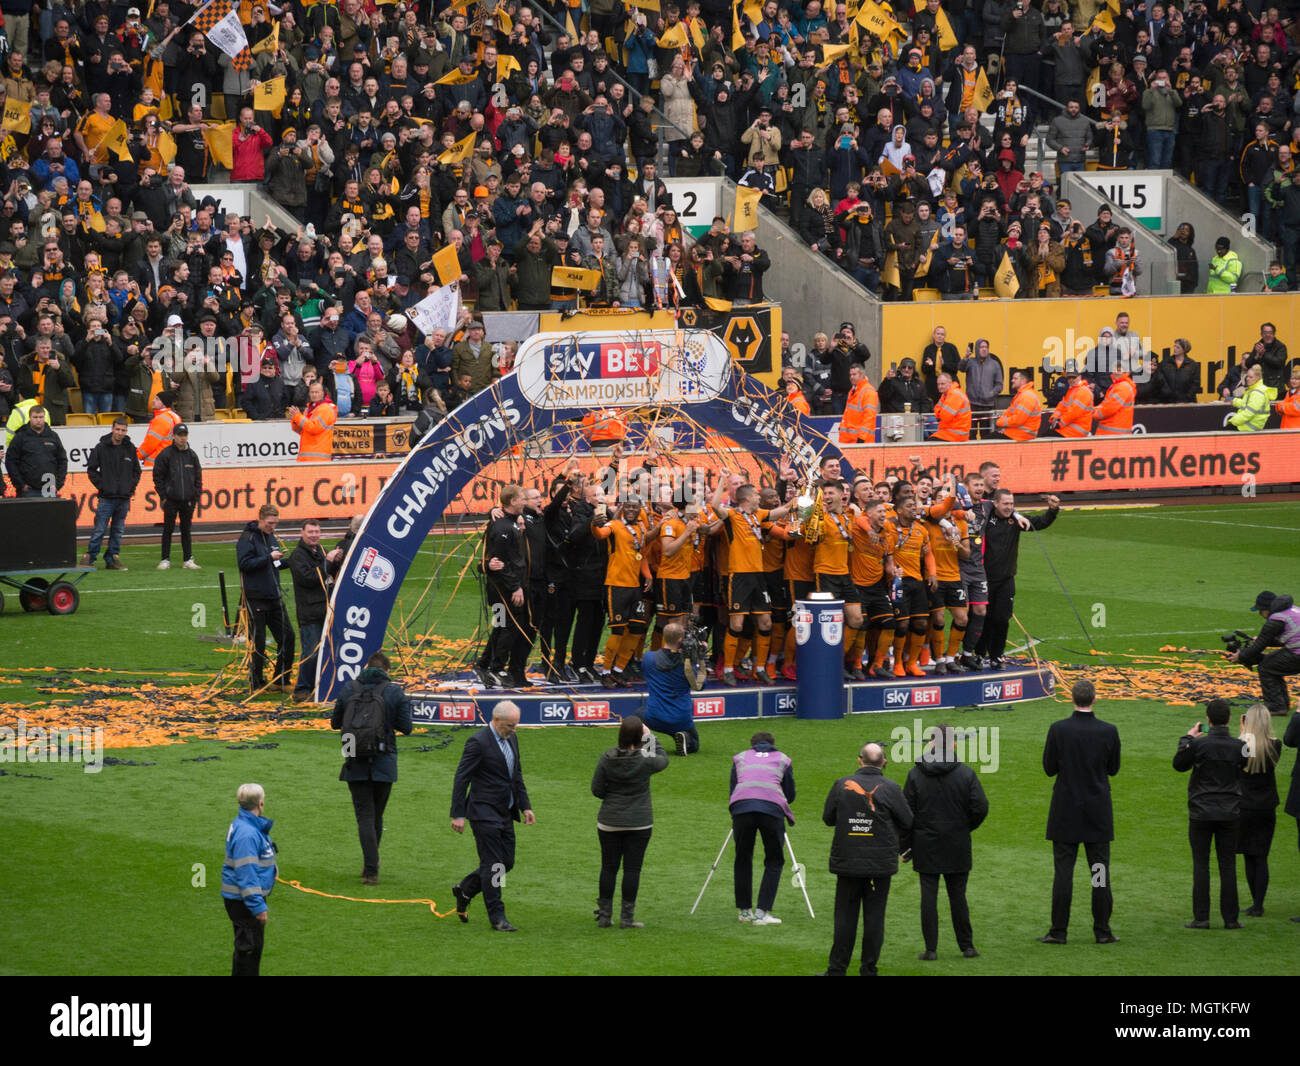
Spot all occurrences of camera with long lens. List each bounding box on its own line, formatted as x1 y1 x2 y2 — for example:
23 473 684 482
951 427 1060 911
682 621 710 689
1221 630 1252 655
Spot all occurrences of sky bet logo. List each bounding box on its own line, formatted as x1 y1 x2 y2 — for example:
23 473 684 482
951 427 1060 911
693 697 725 717
775 693 797 713
983 679 1022 701
573 701 610 721
546 341 661 379
540 702 570 721
885 687 940 708
438 702 475 722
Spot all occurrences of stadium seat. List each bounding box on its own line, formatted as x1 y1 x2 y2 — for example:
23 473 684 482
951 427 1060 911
96 412 125 424
1092 285 1111 296
64 413 96 426
912 288 942 301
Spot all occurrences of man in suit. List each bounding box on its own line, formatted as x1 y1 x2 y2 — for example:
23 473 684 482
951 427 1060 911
1039 679 1121 945
821 741 913 976
1174 699 1246 930
450 701 536 932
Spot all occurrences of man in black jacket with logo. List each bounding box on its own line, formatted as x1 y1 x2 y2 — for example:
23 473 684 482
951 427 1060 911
1174 699 1246 930
82 417 141 570
1039 679 1121 945
5 405 66 497
289 518 345 700
237 503 295 693
903 724 990 960
822 741 913 976
330 650 413 885
153 424 202 570
475 483 528 689
976 488 1060 669
567 480 608 683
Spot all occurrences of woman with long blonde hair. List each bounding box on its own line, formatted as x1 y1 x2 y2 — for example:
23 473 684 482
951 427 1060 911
1238 703 1282 917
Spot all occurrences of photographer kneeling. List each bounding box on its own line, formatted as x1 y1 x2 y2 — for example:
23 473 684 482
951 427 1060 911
1229 592 1300 717
641 621 702 757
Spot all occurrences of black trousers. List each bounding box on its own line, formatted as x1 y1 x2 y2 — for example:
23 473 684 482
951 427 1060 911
571 597 605 671
247 596 294 686
480 583 532 676
161 497 196 560
1258 648 1300 716
1190 818 1239 923
919 870 973 952
347 780 393 877
732 811 785 912
978 576 1015 659
459 820 516 923
541 580 575 671
828 875 891 975
597 827 652 902
1049 840 1113 940
224 897 264 976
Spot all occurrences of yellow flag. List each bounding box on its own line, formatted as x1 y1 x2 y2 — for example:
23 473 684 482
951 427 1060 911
881 251 900 290
565 7 578 39
1092 9 1115 34
657 22 688 48
686 17 706 48
854 0 908 43
629 0 660 10
494 8 513 32
103 119 133 163
732 0 746 49
819 43 850 66
914 229 940 278
250 19 279 55
703 295 733 311
202 122 236 170
436 67 480 86
994 250 1020 298
742 0 763 25
1 96 30 134
1086 65 1103 109
433 244 463 285
496 55 521 82
253 76 286 118
1107 0 1120 11
732 184 762 231
157 128 177 164
552 265 603 290
86 211 106 233
374 0 400 5
934 6 958 50
437 131 477 165
974 66 994 111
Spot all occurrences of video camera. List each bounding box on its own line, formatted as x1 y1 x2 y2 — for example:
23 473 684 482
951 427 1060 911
1221 630 1252 655
682 621 710 689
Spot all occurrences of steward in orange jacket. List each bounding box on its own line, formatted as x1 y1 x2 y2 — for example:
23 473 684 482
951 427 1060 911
930 374 971 441
839 365 879 443
1276 370 1300 428
785 383 811 414
583 408 628 446
290 383 338 462
995 372 1043 441
1050 373 1095 438
1095 369 1136 435
137 391 181 467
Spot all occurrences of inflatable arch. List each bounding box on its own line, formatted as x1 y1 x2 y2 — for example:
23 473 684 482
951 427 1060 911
314 329 847 701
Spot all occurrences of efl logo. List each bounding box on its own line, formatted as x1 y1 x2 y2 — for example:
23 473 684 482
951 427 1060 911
775 693 797 713
438 702 475 722
982 682 1002 701
573 701 610 721
693 697 725 718
546 341 660 379
912 686 941 707
884 689 911 708
1003 679 1023 699
540 702 570 721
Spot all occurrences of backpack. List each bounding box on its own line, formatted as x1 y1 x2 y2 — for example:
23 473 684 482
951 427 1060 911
339 680 391 760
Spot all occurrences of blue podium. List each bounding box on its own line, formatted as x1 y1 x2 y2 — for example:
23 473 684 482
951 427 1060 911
794 593 845 719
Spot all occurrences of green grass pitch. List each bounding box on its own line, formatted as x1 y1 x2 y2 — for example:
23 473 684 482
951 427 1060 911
1 499 1297 976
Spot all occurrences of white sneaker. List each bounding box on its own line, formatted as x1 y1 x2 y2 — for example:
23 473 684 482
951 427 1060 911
738 909 755 923
753 911 783 926
157 559 171 570
182 559 201 570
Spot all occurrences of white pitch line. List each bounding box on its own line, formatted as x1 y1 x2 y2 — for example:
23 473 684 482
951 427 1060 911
1123 513 1298 533
1026 627 1228 642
